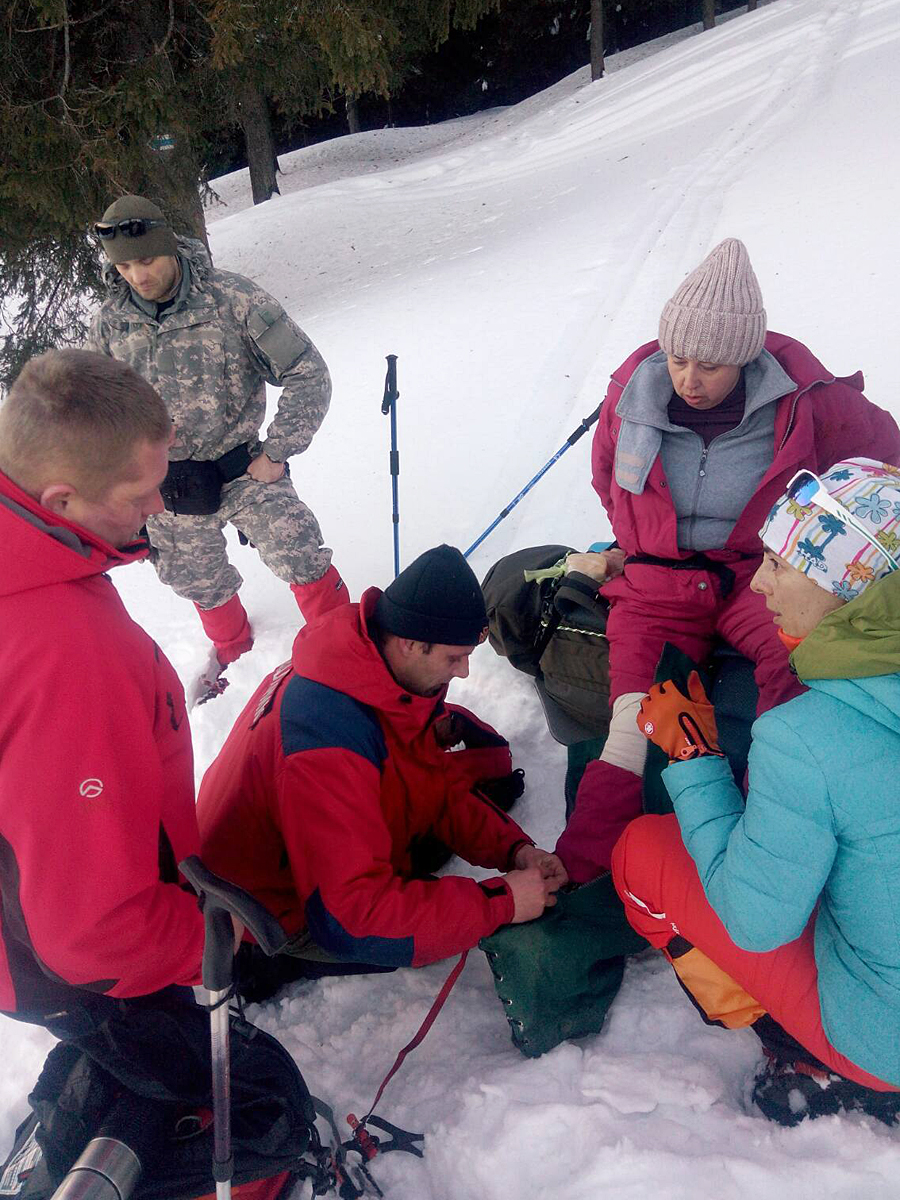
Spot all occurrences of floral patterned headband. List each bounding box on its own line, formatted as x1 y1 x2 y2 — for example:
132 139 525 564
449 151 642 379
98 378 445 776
759 458 900 601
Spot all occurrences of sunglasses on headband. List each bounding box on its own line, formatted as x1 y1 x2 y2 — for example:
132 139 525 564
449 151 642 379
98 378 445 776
93 218 169 240
785 468 900 573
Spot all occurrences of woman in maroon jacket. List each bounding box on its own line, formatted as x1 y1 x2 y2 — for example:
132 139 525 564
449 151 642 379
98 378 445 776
555 239 900 883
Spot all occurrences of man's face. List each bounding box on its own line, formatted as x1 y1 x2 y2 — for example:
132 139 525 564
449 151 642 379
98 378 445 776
666 356 741 410
56 437 170 548
114 255 180 302
398 642 478 697
750 549 844 638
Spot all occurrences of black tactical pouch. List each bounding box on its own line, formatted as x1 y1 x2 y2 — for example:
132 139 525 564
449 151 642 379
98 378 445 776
160 459 223 515
160 444 253 516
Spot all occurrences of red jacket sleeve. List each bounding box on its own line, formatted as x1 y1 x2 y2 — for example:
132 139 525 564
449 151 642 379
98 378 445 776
429 781 531 871
277 746 516 968
2 606 203 1001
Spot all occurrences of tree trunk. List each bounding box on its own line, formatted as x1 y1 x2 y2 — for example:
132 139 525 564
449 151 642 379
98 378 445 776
238 78 280 205
590 0 605 80
702 0 716 29
346 93 360 135
747 0 758 9
140 135 209 253
116 8 208 251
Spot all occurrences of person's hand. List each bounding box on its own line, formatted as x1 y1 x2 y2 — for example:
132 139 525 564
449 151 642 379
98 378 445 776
246 452 285 482
514 844 569 889
637 670 723 762
505 865 560 923
565 548 625 582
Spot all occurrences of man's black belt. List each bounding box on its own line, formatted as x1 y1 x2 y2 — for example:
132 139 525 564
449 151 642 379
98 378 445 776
160 443 253 516
624 551 747 598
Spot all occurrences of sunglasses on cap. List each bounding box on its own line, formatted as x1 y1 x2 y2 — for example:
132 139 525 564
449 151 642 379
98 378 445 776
93 218 169 240
785 468 900 572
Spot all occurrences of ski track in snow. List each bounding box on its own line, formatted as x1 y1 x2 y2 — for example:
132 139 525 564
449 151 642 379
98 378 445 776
5 2 900 1196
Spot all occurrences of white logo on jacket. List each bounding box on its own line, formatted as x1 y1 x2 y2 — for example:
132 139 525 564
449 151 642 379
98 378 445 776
79 778 104 798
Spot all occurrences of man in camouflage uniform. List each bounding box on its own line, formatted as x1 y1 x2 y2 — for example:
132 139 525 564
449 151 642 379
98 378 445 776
88 194 348 685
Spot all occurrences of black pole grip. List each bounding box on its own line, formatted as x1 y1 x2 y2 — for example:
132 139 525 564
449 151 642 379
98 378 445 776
180 856 291 988
382 354 399 414
566 402 603 446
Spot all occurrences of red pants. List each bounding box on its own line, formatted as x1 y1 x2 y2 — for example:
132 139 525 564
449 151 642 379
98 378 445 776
557 559 804 878
611 814 897 1092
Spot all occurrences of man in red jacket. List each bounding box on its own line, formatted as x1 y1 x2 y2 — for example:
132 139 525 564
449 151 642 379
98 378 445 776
198 544 566 1001
0 349 207 1095
556 238 900 882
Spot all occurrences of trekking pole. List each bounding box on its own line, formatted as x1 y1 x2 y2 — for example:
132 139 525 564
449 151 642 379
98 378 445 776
382 355 401 579
179 858 290 1200
463 402 603 559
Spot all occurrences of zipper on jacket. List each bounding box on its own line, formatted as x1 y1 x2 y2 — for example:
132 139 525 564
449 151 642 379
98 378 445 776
775 375 833 454
683 441 709 546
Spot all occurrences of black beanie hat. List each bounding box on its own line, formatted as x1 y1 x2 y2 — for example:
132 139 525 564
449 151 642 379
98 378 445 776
374 544 487 646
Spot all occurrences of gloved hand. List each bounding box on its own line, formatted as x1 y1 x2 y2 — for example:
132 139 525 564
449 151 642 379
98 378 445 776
636 670 723 762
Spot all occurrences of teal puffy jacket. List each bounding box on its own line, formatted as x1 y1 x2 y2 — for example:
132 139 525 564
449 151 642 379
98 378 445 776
663 571 900 1086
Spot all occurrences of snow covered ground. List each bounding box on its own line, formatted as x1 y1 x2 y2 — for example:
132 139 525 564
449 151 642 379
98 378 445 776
5 0 900 1194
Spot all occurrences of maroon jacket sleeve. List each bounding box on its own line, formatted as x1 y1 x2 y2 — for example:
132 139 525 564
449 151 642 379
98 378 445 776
2 614 204 1000
591 378 619 517
811 378 900 472
277 746 516 968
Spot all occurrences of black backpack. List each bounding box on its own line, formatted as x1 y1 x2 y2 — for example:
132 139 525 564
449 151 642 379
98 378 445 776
481 545 611 737
0 1009 325 1200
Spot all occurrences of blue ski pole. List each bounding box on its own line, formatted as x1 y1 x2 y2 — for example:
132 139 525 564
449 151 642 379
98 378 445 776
382 355 401 579
463 401 603 559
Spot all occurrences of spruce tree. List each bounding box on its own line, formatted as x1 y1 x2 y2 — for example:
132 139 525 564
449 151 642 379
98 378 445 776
0 0 216 385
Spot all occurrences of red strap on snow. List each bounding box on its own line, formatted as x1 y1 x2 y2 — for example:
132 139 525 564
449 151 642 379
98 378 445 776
360 950 468 1124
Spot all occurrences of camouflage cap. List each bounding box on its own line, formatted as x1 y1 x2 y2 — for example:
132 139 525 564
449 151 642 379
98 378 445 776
97 195 178 263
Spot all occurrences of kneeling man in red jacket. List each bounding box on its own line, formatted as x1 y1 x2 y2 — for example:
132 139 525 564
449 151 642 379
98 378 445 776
198 544 566 1001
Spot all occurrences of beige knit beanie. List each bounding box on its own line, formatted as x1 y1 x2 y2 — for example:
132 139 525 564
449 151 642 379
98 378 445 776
658 238 766 365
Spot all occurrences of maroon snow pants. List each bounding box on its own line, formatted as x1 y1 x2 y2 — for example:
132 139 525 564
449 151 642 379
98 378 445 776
556 558 804 880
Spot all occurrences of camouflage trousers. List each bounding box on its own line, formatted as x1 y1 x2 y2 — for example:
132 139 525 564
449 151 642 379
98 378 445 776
146 474 333 610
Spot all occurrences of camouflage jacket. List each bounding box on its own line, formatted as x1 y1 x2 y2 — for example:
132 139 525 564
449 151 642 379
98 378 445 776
87 238 331 463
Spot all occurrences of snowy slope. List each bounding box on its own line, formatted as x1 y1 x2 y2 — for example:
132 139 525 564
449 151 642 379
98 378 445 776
6 0 900 1195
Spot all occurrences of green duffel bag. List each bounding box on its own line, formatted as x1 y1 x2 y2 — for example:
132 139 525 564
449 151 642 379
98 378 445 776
479 873 648 1058
481 545 610 738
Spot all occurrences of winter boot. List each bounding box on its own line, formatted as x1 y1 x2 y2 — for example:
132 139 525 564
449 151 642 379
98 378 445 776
194 593 254 665
290 565 349 625
752 1050 900 1127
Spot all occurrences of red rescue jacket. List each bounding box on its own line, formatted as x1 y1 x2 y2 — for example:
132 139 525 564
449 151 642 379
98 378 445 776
593 333 900 559
197 591 529 968
0 470 203 1014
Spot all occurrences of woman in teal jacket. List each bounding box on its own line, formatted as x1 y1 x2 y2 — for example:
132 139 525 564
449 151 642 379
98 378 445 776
612 456 900 1125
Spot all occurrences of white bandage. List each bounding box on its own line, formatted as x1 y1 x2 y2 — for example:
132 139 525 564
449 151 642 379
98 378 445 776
597 691 648 777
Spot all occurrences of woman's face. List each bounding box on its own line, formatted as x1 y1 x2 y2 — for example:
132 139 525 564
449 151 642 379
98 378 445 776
750 550 845 638
666 356 741 410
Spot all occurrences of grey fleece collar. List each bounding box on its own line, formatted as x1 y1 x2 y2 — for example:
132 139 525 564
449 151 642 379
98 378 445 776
613 349 797 494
